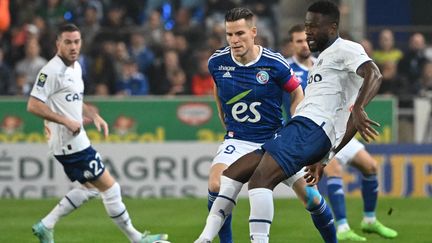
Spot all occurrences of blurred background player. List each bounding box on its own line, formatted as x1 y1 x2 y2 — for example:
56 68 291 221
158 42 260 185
283 23 397 241
27 23 167 243
199 7 336 243
325 139 398 240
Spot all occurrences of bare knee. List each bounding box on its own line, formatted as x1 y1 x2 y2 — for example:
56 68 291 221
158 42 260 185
324 158 344 177
208 163 227 192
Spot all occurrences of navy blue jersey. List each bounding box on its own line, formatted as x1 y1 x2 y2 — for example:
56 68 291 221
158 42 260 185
208 46 299 143
282 57 314 120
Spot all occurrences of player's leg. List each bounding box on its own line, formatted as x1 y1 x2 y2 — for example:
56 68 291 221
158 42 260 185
32 186 99 243
195 150 263 242
350 149 398 239
247 117 332 243
208 163 232 243
85 148 167 243
288 175 336 243
325 157 366 241
247 152 287 243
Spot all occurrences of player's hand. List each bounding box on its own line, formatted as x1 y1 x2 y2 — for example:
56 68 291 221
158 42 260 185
93 114 109 138
304 162 326 186
64 119 81 136
351 106 380 143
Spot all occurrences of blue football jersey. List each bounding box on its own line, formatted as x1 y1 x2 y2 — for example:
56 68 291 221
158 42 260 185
208 46 299 143
282 56 314 120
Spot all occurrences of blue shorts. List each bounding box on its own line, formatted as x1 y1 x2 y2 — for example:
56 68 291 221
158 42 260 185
54 146 105 184
262 116 331 177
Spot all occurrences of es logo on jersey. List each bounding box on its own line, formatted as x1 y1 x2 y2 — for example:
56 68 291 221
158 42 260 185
256 71 269 84
37 73 48 87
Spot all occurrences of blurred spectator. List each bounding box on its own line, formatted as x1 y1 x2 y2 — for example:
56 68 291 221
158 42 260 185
166 68 188 95
100 4 133 42
116 58 149 96
360 38 374 57
89 40 117 94
113 41 131 78
65 0 104 25
0 47 14 95
191 51 213 95
206 33 224 52
0 0 11 33
148 49 180 94
36 0 67 28
128 31 155 75
14 37 47 95
398 32 428 83
79 4 101 54
142 10 164 48
419 61 432 97
377 61 399 96
372 29 403 66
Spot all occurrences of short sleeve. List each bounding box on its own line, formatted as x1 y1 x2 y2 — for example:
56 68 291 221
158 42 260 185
30 69 56 102
344 43 372 73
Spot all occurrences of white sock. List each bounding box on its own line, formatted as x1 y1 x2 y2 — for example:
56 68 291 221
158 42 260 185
42 187 99 229
337 222 351 233
249 188 273 243
101 183 141 243
199 176 243 241
362 216 376 224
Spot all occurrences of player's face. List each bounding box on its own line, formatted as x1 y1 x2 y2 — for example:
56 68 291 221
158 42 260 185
305 12 334 52
291 31 310 59
225 19 256 60
56 31 81 64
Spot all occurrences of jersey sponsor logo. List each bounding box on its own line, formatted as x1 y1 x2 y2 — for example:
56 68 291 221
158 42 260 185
37 73 48 87
218 65 236 71
231 101 261 123
65 92 84 102
256 71 269 84
222 71 232 78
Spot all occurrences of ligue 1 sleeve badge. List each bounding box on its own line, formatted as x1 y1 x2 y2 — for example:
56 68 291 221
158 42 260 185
37 73 48 87
256 70 269 84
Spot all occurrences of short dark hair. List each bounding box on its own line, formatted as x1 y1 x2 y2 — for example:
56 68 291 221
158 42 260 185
57 23 80 38
288 24 305 42
307 1 340 25
225 7 254 22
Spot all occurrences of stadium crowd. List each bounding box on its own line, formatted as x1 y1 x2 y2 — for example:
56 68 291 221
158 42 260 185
0 0 432 105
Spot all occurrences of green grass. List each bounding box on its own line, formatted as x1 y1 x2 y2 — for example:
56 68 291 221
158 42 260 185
1 197 431 242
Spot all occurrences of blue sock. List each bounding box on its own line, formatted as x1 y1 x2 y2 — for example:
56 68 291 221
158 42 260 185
306 187 337 243
361 174 378 217
327 177 347 225
208 190 232 243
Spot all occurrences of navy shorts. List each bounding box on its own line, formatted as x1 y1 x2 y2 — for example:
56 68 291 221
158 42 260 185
54 146 105 184
262 116 331 177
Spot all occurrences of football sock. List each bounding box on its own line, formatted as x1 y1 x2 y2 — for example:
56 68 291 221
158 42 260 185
327 177 349 231
101 183 141 243
362 174 378 222
306 192 337 243
248 188 272 243
199 176 242 241
42 186 99 229
208 190 232 243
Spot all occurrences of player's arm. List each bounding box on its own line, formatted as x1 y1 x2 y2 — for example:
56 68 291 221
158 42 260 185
335 61 382 153
83 103 109 138
213 85 226 130
27 96 81 134
289 86 304 115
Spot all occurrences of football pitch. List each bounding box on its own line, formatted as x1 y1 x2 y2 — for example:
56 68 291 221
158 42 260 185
1 197 430 243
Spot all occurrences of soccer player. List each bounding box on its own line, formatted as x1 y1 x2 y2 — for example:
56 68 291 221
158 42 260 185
27 23 168 243
197 1 384 242
283 24 397 241
197 7 336 243
325 139 398 240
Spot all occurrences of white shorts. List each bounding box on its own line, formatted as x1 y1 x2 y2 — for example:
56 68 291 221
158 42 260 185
334 138 365 165
212 138 305 187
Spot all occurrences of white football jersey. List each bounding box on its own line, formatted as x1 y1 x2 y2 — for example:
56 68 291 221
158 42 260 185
30 55 91 155
294 38 371 147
